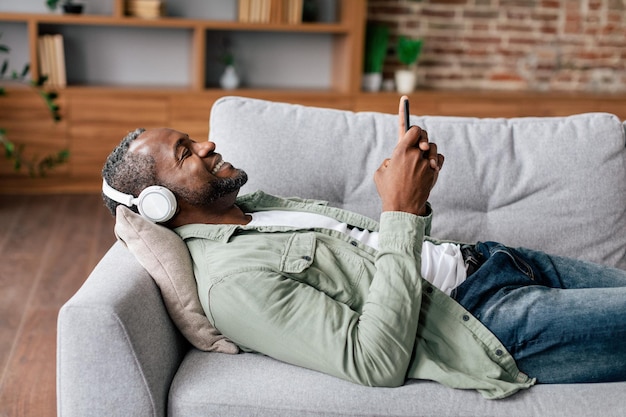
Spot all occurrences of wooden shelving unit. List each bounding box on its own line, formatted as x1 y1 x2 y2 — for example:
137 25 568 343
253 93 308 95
1 0 626 194
1 0 365 93
0 0 367 193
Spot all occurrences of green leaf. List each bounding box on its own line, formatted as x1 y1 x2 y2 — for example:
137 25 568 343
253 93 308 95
35 75 48 86
364 24 390 73
20 63 30 78
397 37 423 66
0 45 9 54
3 141 15 158
46 0 61 11
35 148 70 176
1 53 66 175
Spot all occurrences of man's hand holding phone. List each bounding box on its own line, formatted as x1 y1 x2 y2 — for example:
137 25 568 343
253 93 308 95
374 96 445 216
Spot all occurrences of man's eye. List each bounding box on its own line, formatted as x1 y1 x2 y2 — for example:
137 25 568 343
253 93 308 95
179 149 191 161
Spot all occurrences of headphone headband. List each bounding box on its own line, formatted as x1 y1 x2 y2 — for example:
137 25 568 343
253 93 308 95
102 179 136 207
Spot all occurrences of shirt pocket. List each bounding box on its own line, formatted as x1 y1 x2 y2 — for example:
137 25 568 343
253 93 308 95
279 232 316 273
280 232 366 307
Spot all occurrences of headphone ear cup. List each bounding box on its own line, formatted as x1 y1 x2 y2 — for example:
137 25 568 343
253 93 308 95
136 186 177 223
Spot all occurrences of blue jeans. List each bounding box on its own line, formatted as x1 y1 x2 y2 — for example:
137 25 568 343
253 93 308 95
452 241 626 384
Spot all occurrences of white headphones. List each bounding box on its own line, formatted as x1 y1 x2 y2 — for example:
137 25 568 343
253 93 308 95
102 179 177 223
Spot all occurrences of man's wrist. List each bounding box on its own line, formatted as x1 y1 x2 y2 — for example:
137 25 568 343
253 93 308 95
417 204 432 217
381 203 431 217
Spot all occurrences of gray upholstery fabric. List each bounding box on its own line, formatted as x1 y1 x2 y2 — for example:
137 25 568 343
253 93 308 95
58 96 626 417
211 97 626 269
57 243 189 417
171 350 626 417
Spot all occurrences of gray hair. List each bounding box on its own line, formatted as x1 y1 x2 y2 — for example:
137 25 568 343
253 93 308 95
101 128 156 216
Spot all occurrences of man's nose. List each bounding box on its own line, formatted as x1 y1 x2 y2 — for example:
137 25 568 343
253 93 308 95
193 141 215 158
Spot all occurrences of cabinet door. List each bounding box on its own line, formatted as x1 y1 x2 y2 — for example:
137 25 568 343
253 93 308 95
68 91 169 179
170 94 214 141
0 89 68 177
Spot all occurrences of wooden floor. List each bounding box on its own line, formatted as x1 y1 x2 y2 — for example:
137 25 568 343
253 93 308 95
0 194 116 417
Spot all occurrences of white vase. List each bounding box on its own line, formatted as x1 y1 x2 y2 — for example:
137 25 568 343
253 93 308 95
395 68 417 94
220 65 240 90
362 73 383 92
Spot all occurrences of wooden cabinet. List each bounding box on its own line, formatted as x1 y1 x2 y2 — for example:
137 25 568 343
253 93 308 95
356 91 626 119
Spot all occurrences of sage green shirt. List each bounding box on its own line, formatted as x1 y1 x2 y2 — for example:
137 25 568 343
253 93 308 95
176 191 535 399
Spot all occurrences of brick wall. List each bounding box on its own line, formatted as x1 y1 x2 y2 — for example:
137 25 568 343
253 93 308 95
367 0 626 92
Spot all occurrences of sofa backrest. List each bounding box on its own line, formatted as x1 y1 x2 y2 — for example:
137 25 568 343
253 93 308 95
209 96 626 270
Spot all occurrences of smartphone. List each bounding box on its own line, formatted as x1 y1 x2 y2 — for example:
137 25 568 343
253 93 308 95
404 98 410 133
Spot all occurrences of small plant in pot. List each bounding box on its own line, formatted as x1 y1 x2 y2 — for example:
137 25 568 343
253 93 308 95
395 36 423 94
219 52 240 90
1 33 68 177
46 0 84 15
362 23 389 92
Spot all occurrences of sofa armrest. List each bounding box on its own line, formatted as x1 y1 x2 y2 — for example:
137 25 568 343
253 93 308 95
57 242 189 417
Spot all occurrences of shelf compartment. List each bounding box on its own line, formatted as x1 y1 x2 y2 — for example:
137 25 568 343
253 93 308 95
204 30 335 90
38 23 193 88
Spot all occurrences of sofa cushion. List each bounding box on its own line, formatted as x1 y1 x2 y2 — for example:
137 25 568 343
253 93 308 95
114 205 238 353
210 96 626 270
169 349 626 417
422 112 626 270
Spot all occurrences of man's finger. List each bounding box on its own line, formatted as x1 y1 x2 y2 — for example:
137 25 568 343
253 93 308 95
398 95 409 142
418 128 430 151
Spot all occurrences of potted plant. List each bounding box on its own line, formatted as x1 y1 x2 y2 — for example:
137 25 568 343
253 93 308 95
395 36 423 94
219 52 240 90
1 34 68 176
46 0 84 15
362 23 389 92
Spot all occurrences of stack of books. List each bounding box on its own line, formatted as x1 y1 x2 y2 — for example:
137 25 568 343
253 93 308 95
238 0 303 24
125 0 166 19
37 34 66 88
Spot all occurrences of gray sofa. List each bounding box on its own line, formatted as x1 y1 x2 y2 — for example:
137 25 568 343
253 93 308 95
57 96 626 417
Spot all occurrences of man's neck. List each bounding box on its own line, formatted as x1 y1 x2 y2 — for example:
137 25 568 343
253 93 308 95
202 204 252 225
167 205 252 229
168 194 251 227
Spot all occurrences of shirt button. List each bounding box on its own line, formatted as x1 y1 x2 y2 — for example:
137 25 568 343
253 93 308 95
462 314 470 322
495 349 504 356
302 256 312 261
426 287 433 294
350 241 358 246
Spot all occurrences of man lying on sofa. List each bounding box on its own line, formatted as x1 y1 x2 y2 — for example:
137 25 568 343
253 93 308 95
101 97 626 400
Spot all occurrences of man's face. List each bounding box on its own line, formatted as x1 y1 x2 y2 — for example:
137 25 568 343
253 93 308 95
130 128 247 208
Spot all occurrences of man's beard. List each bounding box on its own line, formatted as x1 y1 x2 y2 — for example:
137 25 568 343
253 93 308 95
169 168 248 207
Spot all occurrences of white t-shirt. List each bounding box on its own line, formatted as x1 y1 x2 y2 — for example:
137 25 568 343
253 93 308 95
247 210 467 295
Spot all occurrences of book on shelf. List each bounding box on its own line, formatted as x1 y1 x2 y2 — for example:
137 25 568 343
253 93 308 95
239 0 303 24
285 0 303 24
37 34 66 88
37 37 49 84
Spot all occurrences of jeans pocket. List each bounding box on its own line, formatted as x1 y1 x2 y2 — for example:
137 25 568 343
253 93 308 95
491 246 536 280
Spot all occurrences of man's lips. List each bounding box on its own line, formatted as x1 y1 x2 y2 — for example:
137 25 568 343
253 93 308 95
211 158 226 175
